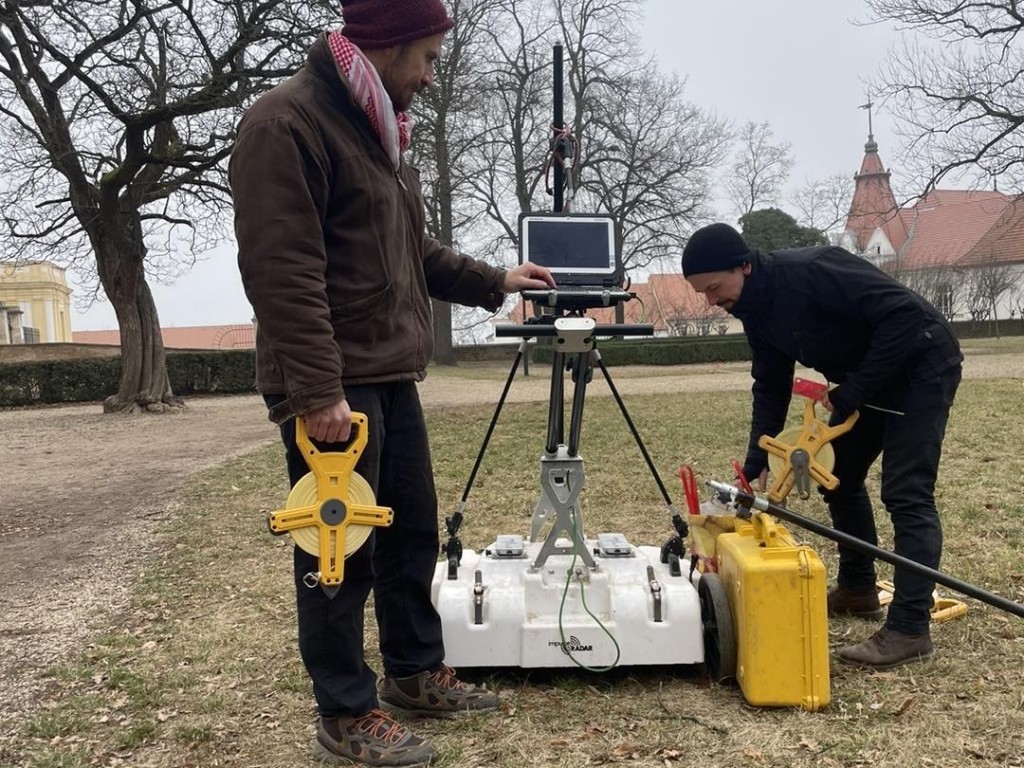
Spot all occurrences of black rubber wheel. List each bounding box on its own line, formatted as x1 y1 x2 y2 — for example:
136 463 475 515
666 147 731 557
698 572 737 683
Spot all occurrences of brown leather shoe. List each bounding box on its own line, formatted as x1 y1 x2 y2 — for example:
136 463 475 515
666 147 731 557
838 627 934 669
827 585 884 620
314 709 435 766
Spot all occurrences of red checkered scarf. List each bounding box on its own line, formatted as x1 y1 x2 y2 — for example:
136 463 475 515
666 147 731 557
327 30 413 170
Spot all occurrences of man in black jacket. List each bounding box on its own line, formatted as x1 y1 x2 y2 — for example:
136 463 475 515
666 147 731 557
682 223 962 669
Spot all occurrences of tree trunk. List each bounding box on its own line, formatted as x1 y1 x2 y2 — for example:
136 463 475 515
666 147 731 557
431 111 457 366
432 297 456 365
95 219 182 414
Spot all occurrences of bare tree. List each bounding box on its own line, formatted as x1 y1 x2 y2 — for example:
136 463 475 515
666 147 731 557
410 0 503 362
472 0 727 272
404 0 729 344
962 257 1017 336
662 297 726 337
724 121 795 220
883 259 963 321
578 69 729 274
866 1 1024 193
791 173 854 241
465 0 553 240
1011 281 1024 320
0 1 332 412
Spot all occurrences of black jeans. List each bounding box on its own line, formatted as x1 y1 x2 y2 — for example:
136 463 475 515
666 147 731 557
266 382 445 718
821 364 961 635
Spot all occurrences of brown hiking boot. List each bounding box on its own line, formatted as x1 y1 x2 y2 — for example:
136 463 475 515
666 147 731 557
838 627 934 670
314 709 435 766
827 585 884 620
378 664 499 718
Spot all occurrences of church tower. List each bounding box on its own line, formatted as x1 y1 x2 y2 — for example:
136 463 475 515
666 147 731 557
840 103 907 262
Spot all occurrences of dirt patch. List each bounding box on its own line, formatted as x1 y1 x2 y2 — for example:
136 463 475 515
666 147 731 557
0 396 273 733
0 351 1019 739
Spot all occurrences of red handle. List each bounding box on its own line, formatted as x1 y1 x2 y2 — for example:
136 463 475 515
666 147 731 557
678 465 700 515
731 459 753 494
793 377 828 402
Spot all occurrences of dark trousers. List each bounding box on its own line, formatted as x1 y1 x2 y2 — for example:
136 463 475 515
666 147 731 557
821 365 961 635
266 382 445 718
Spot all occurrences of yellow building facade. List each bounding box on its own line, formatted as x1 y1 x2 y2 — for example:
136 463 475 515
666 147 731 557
0 262 73 343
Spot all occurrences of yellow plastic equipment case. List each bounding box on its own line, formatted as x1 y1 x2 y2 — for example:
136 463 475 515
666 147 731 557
716 513 830 711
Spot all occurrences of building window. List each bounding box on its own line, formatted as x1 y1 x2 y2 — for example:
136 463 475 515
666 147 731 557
936 283 955 319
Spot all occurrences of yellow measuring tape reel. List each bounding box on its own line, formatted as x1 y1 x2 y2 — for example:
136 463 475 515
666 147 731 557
760 391 859 504
268 413 393 589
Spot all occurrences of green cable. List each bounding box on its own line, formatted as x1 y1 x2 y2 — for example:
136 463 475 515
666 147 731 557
556 507 622 672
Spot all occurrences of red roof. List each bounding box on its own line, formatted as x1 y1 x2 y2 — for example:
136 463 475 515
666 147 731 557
845 137 1024 270
897 191 1015 269
958 196 1024 267
73 324 255 350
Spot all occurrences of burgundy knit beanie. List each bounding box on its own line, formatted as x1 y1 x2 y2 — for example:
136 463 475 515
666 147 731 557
340 0 455 49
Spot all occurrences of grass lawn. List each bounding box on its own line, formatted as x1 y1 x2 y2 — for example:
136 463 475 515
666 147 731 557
11 378 1024 768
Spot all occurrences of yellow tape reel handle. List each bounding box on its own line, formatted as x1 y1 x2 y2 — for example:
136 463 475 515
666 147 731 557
876 580 967 623
268 413 393 587
760 396 859 503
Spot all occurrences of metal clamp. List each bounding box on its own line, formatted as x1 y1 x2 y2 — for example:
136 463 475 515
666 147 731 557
553 316 596 354
647 565 663 623
473 570 484 625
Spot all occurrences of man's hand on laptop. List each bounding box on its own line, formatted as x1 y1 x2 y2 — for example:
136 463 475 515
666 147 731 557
504 262 556 292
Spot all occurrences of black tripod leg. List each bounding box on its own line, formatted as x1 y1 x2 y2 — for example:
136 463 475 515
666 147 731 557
545 350 566 454
567 352 590 457
458 339 527 504
594 351 674 507
444 340 528 578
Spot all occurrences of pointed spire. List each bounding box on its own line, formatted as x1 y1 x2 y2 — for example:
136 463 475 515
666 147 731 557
844 122 907 254
859 98 874 142
859 98 877 152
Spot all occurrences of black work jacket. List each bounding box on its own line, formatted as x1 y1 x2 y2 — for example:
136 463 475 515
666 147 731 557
731 246 963 478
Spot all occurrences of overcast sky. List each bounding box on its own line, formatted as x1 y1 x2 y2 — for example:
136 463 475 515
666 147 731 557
71 0 905 331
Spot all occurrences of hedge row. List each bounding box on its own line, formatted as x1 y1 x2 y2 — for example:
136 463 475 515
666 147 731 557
531 334 752 367
949 318 1024 339
0 349 256 407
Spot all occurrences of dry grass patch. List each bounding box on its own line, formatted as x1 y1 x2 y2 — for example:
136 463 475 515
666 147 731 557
8 380 1024 768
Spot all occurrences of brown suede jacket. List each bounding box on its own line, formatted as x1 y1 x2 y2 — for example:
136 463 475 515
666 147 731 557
230 36 507 422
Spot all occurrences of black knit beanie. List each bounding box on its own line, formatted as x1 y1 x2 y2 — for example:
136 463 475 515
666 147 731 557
681 223 751 277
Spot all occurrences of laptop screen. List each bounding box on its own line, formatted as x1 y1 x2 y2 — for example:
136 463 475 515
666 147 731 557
519 214 621 286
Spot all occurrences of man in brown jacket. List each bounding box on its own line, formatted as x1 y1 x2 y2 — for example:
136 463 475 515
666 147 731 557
231 1 554 764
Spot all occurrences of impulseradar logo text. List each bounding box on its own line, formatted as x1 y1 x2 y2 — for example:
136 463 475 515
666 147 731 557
549 635 593 655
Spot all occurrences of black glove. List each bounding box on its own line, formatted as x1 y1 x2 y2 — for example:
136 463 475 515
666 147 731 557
827 384 859 423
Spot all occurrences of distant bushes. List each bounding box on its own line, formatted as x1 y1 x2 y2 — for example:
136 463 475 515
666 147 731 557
0 349 256 407
4 317 1017 407
531 334 752 367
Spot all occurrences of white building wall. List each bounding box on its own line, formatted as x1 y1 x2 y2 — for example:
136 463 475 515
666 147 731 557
995 263 1024 320
861 229 897 266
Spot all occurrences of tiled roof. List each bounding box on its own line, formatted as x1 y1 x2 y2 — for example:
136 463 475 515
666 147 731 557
898 191 1014 269
958 195 1024 267
845 137 1023 270
73 324 255 350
